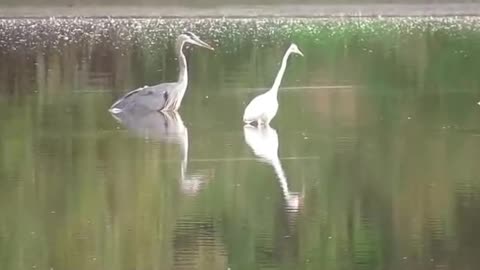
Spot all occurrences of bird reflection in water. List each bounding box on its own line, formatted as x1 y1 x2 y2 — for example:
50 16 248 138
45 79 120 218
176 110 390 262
111 110 212 195
243 125 303 213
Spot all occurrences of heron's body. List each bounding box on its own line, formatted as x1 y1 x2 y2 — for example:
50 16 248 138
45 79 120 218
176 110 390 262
109 32 213 113
110 83 178 113
243 44 303 126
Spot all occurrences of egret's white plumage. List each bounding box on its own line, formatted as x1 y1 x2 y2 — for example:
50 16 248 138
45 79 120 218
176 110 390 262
243 43 304 125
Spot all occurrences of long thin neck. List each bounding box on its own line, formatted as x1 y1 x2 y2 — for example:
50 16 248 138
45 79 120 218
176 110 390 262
269 50 292 95
176 40 188 85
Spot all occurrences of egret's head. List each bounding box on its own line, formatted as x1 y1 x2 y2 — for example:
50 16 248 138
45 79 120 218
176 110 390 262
179 32 214 50
288 43 304 57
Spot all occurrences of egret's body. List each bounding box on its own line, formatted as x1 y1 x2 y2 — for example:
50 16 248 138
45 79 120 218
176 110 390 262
243 44 303 125
109 32 213 114
244 92 279 125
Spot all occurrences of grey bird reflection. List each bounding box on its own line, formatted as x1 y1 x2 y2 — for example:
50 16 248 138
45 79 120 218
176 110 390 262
243 125 303 212
111 110 211 195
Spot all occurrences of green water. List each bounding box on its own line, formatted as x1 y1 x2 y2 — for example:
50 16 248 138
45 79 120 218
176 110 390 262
1 17 480 270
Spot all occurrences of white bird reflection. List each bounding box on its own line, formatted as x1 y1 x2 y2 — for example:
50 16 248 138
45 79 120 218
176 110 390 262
243 125 303 213
111 110 211 195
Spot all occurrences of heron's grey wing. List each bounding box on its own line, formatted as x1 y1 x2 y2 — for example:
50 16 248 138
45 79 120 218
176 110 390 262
110 86 147 112
111 83 176 112
145 83 178 110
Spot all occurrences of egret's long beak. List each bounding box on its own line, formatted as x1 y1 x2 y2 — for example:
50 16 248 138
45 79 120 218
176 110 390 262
296 49 304 57
192 38 215 51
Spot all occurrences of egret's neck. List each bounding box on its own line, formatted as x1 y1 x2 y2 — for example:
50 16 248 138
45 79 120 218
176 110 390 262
176 40 188 86
269 50 292 96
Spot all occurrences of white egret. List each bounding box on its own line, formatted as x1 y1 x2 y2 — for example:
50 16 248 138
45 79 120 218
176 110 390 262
243 43 304 125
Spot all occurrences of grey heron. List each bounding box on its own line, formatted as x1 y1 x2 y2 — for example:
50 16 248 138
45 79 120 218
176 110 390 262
109 32 214 114
243 44 303 126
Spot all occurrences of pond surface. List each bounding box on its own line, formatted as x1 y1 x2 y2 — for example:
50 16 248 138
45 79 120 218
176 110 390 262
1 17 480 270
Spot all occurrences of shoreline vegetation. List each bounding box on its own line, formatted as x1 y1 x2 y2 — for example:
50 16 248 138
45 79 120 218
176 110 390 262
0 15 478 97
1 16 479 52
0 4 480 18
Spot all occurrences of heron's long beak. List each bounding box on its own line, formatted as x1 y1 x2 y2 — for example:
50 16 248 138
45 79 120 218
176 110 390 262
192 38 214 51
297 49 304 57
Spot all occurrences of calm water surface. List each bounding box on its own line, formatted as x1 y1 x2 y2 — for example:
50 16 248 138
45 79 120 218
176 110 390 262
1 17 480 270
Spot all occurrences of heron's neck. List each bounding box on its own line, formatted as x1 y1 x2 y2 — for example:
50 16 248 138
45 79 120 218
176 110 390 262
269 50 292 96
176 40 188 86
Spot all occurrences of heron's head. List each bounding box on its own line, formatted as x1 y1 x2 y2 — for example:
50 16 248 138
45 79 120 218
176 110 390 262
288 43 304 57
179 32 214 50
